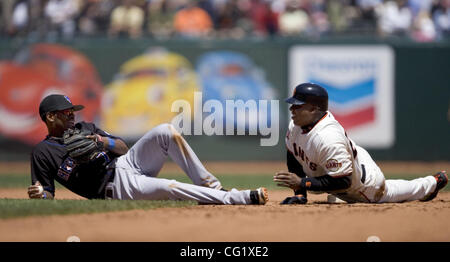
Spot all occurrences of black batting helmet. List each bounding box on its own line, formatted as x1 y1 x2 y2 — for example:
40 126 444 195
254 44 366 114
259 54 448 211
285 83 328 111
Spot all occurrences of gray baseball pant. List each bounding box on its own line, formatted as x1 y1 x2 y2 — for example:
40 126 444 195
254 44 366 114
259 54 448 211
110 123 253 204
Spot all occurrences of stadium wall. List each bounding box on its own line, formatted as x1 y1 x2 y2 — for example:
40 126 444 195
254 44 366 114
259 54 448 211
0 37 448 161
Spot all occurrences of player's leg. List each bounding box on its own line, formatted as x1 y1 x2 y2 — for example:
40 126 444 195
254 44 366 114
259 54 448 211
111 166 267 204
117 123 222 189
379 176 437 203
351 147 387 203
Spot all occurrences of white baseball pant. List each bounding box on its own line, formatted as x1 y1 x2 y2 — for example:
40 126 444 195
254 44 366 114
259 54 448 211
333 147 438 203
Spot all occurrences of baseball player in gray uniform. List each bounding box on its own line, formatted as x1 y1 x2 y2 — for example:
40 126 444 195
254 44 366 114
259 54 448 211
27 94 268 205
274 83 447 204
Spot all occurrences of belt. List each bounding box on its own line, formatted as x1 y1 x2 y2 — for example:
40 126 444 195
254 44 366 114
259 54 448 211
104 159 118 199
361 164 366 184
104 171 115 199
106 168 115 183
105 182 114 199
105 158 118 183
104 168 115 199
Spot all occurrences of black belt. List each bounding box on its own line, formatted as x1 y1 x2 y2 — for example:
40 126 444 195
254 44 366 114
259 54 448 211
106 168 115 183
105 158 118 183
105 168 115 199
104 159 117 199
361 164 366 184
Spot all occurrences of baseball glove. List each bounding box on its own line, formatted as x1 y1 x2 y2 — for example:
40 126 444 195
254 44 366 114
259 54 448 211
63 128 104 164
280 195 308 205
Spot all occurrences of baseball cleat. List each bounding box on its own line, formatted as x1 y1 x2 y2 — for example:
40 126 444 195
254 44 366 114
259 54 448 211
250 187 269 205
327 194 346 204
422 171 448 202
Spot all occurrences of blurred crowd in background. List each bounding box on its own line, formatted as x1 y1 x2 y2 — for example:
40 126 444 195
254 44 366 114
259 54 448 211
1 0 450 42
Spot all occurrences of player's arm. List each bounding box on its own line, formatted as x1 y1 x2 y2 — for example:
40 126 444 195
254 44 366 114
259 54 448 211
287 150 306 177
28 181 54 199
82 122 129 156
277 140 353 192
28 151 55 200
274 172 351 192
94 134 129 156
286 150 308 196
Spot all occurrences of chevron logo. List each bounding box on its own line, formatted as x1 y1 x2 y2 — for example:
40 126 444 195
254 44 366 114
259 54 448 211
309 78 376 130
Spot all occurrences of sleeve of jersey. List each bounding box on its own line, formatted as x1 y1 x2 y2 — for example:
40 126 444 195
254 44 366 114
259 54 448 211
30 149 56 195
317 139 353 178
287 150 308 196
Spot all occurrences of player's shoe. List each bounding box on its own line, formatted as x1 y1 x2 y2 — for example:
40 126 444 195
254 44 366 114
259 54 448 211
327 194 346 204
250 187 269 205
421 171 448 202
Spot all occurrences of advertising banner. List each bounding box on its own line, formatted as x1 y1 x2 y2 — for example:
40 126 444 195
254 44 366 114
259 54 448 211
289 45 395 148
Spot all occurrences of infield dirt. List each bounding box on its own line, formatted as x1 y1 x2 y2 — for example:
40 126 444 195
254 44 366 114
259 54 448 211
1 189 449 242
1 161 449 242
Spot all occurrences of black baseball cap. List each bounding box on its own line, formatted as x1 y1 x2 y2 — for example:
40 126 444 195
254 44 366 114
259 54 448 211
285 82 328 111
39 94 84 121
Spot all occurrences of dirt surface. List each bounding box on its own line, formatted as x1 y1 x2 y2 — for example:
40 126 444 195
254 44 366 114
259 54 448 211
1 188 449 242
1 161 449 242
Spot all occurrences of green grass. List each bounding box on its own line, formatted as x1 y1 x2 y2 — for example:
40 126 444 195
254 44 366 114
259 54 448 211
0 199 196 219
0 172 447 220
0 173 445 190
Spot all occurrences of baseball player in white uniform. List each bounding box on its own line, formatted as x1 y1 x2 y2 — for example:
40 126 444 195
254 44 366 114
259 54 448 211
273 83 448 204
28 94 269 205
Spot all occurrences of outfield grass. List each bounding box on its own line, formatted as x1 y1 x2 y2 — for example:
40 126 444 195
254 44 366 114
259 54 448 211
0 199 196 219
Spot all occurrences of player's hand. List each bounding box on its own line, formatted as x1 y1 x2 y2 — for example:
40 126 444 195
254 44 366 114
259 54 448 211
27 181 44 199
86 134 103 142
274 171 302 191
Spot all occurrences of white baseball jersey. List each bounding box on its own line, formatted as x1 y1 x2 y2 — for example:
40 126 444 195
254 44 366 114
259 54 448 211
286 112 385 202
285 111 437 203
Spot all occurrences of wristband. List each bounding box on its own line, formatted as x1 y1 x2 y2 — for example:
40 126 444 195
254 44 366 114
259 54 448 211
107 137 115 150
42 192 47 199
